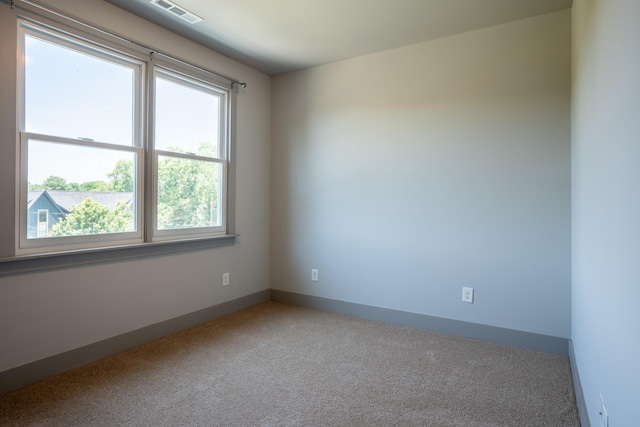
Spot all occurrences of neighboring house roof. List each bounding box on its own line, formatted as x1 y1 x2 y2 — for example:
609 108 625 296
28 191 134 211
27 191 45 210
27 191 70 214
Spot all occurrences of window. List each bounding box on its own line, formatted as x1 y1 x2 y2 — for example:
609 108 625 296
37 209 48 237
17 19 233 255
152 68 227 239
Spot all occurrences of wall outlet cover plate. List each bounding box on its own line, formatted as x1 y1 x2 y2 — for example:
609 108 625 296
462 287 474 303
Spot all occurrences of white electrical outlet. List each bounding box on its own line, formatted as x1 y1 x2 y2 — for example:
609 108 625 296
462 287 474 303
223 273 230 286
600 395 609 427
311 269 319 282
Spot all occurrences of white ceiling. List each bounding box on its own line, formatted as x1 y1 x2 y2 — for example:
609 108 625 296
105 0 573 75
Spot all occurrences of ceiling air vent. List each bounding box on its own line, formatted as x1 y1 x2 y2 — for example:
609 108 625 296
150 0 203 24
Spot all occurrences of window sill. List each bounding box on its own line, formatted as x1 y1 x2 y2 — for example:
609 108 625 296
0 234 239 277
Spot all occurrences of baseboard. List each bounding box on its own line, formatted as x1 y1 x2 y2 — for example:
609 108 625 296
569 339 591 427
1 289 572 396
0 289 270 394
271 290 569 355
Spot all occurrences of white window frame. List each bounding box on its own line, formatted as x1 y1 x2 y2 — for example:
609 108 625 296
15 17 234 256
149 66 229 242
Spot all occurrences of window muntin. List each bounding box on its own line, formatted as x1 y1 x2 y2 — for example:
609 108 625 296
17 19 232 255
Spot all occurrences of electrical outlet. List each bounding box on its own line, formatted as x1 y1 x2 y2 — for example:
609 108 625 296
311 269 319 282
600 395 609 427
222 273 230 286
462 287 474 303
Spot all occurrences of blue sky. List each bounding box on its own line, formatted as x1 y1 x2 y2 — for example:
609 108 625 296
24 33 220 184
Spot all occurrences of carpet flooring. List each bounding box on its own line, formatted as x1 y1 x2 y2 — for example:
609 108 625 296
0 301 580 426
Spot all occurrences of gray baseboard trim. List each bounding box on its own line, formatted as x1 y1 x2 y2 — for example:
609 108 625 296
0 289 270 395
271 290 569 356
569 339 590 427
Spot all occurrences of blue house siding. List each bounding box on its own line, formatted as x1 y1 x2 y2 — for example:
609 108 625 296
26 192 68 238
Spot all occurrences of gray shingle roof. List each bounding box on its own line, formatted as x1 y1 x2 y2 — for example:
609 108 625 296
27 191 44 209
28 191 134 211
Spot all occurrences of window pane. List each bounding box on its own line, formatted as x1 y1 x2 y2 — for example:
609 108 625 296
27 139 136 239
157 155 221 230
155 74 220 156
24 35 136 145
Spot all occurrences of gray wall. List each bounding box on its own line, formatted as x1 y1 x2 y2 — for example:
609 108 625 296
0 0 271 372
12 5 639 424
271 11 572 338
572 0 640 425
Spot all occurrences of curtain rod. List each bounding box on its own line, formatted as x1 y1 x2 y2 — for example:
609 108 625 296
9 0 248 89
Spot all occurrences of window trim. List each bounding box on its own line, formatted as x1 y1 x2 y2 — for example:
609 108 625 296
13 14 238 258
0 234 239 278
149 65 230 241
17 20 146 255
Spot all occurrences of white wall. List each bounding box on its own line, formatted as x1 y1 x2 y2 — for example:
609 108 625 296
0 0 271 371
271 10 571 338
572 0 640 425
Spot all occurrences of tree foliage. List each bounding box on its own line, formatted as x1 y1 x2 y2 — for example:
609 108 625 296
78 181 113 192
28 175 71 191
157 148 218 229
29 176 116 192
107 160 134 192
49 199 133 236
43 175 71 190
34 143 218 236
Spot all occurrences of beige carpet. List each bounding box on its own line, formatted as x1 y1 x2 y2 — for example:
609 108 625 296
0 301 579 426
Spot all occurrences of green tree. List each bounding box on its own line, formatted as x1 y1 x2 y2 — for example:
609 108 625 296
67 181 81 191
29 176 111 191
28 181 45 191
49 198 133 236
42 175 71 190
79 181 113 192
39 143 216 235
157 143 218 230
108 160 134 192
